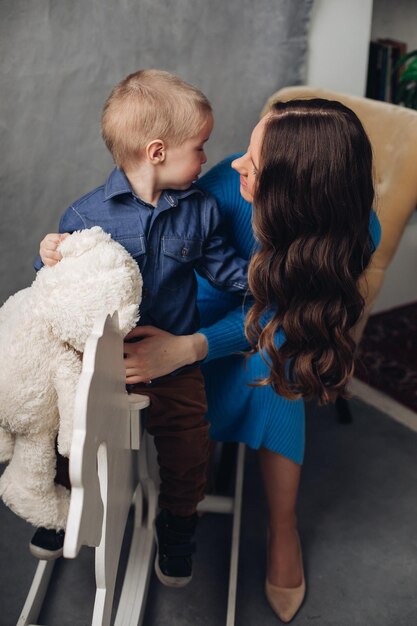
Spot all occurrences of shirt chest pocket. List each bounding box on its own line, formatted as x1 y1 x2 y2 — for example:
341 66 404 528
161 237 203 291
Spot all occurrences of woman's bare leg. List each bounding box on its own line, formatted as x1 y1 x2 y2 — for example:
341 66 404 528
259 447 303 588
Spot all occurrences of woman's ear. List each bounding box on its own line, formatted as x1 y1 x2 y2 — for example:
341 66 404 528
146 139 166 164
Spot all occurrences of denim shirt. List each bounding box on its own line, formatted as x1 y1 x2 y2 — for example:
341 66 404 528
35 168 248 335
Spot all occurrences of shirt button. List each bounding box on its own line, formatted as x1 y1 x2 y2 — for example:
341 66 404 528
181 247 188 257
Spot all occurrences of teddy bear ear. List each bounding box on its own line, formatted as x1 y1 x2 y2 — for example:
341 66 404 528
58 226 111 258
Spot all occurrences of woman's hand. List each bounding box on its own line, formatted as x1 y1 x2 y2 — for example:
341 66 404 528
39 233 69 266
123 326 208 383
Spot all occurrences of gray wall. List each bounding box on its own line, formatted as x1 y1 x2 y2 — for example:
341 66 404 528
0 0 313 303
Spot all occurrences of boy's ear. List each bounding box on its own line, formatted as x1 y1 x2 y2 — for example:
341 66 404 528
146 139 166 164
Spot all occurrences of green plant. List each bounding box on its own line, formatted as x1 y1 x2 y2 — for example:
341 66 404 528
393 49 417 109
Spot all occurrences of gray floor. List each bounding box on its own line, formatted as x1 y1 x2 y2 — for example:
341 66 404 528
1 398 417 626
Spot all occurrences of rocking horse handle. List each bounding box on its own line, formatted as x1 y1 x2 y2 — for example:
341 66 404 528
128 394 150 450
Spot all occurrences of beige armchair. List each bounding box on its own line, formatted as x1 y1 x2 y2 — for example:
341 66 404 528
261 86 417 342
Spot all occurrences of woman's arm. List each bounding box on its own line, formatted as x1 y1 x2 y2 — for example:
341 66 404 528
123 326 209 383
123 303 251 383
198 302 250 361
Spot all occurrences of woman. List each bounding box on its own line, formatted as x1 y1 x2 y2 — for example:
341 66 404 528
124 98 380 622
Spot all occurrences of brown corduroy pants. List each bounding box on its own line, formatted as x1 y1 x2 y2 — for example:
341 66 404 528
129 366 209 516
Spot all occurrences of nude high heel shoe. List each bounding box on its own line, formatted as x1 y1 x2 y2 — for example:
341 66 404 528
265 533 306 623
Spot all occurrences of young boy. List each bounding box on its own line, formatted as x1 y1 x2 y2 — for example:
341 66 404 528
35 69 248 587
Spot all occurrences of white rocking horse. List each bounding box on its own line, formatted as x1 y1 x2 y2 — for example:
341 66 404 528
17 311 245 626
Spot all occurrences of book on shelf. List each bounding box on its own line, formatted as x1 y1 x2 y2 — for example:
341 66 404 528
366 38 407 103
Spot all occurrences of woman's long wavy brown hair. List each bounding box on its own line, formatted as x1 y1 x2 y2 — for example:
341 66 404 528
245 99 375 404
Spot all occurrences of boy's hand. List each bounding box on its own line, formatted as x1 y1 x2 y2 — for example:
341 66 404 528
39 233 69 266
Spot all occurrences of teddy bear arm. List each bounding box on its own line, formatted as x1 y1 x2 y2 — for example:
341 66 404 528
54 350 83 458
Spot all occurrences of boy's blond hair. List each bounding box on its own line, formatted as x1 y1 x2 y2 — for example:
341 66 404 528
101 69 212 167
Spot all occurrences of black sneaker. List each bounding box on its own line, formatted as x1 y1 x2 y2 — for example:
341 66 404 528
29 527 65 560
154 509 198 587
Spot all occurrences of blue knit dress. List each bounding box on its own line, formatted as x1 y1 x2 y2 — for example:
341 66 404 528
196 155 381 465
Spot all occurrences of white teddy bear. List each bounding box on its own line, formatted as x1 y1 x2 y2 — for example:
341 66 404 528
0 226 142 531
